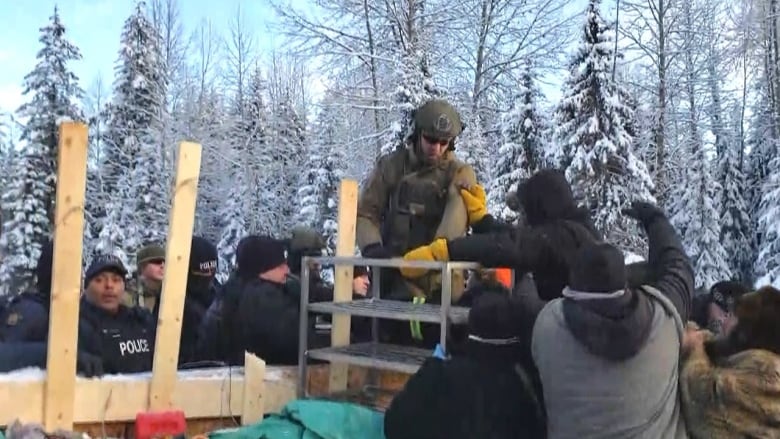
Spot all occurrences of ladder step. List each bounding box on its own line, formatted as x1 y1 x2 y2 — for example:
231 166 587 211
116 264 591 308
306 342 432 374
308 299 470 324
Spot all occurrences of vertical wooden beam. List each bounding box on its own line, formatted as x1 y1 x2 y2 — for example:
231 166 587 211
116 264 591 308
148 142 202 411
44 122 89 431
329 179 358 392
241 352 267 425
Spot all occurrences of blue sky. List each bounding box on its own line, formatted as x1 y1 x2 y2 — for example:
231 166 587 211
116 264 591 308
0 0 281 114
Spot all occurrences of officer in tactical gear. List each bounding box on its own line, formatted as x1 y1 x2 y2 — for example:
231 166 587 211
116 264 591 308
77 254 156 374
356 99 488 345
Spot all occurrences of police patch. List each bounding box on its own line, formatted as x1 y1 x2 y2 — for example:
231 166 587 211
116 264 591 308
435 113 453 133
6 312 20 326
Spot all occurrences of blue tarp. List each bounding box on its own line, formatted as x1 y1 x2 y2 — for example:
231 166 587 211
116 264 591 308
209 399 386 439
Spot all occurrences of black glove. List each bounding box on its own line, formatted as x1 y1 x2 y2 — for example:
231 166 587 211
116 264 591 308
362 243 393 259
621 201 666 227
76 351 104 378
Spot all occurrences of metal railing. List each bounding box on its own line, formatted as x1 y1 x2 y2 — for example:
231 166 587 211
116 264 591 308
296 255 481 398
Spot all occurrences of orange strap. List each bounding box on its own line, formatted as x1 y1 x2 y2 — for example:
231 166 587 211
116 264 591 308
494 268 513 289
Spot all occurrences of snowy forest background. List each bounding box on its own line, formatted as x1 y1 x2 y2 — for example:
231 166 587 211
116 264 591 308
0 0 778 295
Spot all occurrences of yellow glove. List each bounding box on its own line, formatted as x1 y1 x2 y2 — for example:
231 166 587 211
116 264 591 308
400 239 450 279
460 184 488 225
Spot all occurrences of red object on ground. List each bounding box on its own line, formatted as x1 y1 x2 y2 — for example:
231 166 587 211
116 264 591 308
135 410 187 439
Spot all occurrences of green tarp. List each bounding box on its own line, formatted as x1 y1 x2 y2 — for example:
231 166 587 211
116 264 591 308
209 399 386 439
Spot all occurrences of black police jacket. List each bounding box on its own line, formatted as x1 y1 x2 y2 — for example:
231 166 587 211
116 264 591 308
0 292 50 343
78 298 156 374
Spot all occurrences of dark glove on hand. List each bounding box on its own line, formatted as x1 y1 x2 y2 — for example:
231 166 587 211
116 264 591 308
622 201 666 227
362 243 393 259
76 351 104 378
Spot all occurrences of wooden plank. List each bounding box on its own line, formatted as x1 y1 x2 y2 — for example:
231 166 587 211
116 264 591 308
241 352 266 425
148 142 202 411
329 179 359 392
43 122 89 431
0 363 284 425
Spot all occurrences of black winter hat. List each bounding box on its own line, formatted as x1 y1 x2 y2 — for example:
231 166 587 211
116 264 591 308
190 236 218 276
709 280 750 313
236 235 287 279
85 254 128 286
568 242 626 293
467 286 519 342
36 240 54 296
508 169 578 226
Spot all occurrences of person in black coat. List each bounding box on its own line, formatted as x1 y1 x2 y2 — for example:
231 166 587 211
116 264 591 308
152 236 219 365
400 169 601 302
384 282 546 439
77 254 156 374
219 235 326 366
0 241 53 342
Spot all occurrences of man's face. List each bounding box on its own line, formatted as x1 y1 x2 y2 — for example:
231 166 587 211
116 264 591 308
420 135 450 162
262 263 290 284
707 302 737 335
86 271 126 312
141 259 165 282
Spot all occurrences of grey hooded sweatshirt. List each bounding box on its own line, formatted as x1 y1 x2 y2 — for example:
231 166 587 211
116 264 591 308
531 214 693 439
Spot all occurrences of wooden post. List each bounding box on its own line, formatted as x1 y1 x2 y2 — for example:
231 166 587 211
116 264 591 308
328 179 358 392
241 352 267 425
148 142 202 411
43 122 89 431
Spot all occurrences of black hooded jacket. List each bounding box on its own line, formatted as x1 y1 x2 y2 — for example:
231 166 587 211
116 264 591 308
0 241 53 342
448 169 601 301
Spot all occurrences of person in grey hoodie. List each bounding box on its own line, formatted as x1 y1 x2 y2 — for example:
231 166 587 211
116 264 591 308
531 201 693 439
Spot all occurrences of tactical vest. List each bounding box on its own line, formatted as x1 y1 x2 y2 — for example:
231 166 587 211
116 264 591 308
381 151 466 302
382 160 458 255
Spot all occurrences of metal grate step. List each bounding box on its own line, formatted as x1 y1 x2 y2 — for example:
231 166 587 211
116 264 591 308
306 342 432 374
308 298 470 325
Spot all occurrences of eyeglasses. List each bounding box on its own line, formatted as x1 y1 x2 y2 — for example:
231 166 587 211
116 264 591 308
148 259 165 265
422 135 450 146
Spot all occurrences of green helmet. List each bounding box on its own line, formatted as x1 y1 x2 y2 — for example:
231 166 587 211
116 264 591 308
414 100 463 140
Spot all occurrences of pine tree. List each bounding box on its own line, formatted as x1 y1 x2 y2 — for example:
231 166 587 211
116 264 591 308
719 137 751 282
269 98 307 235
0 7 84 293
489 67 545 223
101 1 167 251
216 195 247 282
457 111 490 182
380 48 441 157
102 1 166 194
553 0 654 252
0 155 51 294
15 6 85 224
296 102 347 253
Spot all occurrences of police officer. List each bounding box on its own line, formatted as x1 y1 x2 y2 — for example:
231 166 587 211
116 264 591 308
77 254 156 374
0 241 54 342
357 99 484 304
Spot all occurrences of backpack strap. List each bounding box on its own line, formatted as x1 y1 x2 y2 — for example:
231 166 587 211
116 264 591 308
638 285 685 344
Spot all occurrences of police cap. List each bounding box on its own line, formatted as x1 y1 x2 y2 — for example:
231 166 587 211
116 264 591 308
414 100 463 140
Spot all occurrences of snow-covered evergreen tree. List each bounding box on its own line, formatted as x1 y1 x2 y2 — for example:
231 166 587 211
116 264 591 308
0 155 51 295
269 97 307 235
553 0 654 251
718 135 751 282
0 7 84 293
489 67 545 223
296 101 347 253
101 1 167 251
380 46 441 158
216 195 246 282
14 6 84 223
457 111 490 183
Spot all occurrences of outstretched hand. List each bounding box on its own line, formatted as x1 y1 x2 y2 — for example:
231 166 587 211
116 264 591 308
621 201 665 226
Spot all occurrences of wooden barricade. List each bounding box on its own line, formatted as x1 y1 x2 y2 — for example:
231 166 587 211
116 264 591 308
0 123 286 435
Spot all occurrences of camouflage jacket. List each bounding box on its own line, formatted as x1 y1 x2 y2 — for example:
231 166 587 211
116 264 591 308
123 277 161 312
